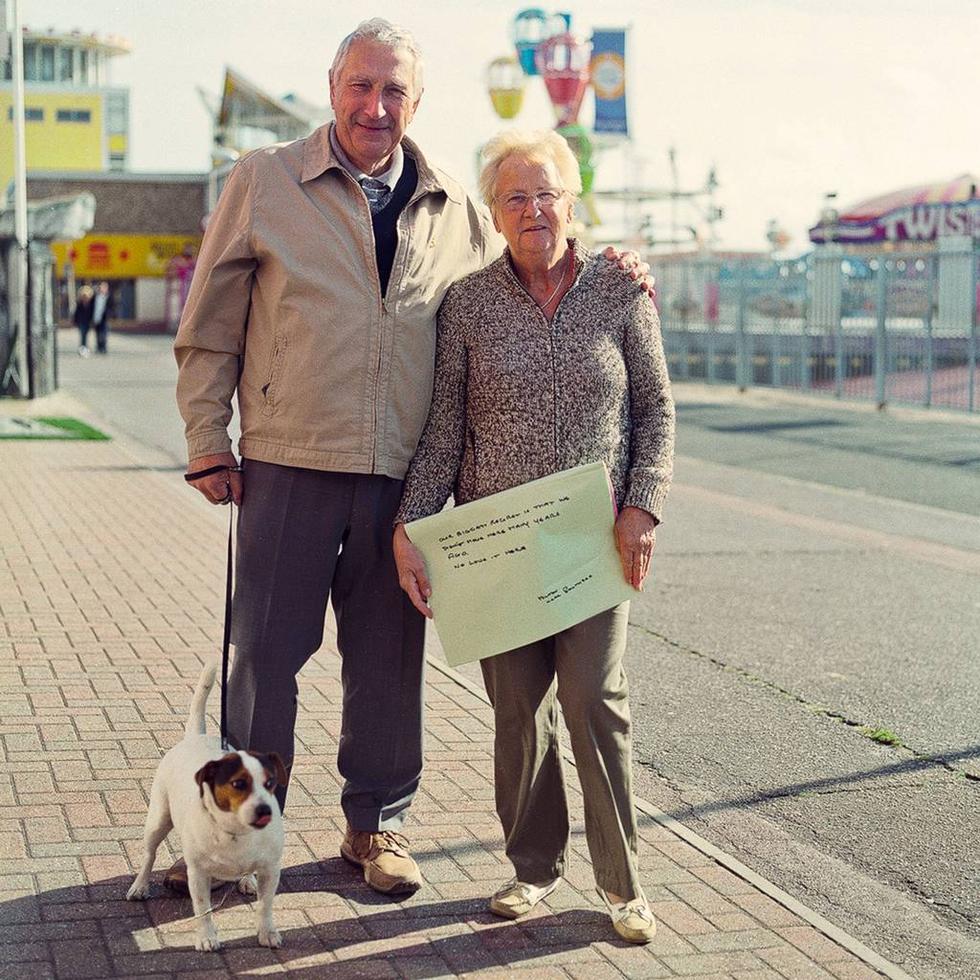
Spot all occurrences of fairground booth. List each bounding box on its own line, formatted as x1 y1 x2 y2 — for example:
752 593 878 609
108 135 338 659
657 175 978 414
805 174 979 409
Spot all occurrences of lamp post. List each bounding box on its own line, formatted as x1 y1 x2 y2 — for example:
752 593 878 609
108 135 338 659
1 0 30 397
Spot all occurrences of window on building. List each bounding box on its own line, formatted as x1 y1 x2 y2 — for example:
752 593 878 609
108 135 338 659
78 49 89 85
105 91 128 134
7 107 44 121
58 47 74 82
23 43 38 81
56 109 92 123
40 45 55 81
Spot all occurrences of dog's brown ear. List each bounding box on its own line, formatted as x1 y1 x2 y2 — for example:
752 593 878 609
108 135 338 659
257 752 288 787
195 760 219 798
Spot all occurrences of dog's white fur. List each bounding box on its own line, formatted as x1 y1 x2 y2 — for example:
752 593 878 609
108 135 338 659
126 661 285 951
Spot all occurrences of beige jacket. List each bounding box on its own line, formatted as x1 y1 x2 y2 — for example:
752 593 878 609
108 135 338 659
174 124 501 478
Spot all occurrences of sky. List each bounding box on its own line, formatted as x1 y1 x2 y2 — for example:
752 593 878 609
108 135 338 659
30 0 979 253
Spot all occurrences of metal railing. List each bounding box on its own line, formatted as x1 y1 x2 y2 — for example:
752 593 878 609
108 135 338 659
652 243 979 413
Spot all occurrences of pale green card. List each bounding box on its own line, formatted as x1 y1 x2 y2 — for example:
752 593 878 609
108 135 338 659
405 461 635 666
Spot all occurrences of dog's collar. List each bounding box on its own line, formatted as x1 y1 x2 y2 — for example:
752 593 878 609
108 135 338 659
202 799 247 841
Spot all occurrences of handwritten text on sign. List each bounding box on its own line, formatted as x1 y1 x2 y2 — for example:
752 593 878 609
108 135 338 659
440 496 567 569
405 463 635 665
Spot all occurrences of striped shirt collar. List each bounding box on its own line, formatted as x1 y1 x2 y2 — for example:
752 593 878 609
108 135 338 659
328 123 404 191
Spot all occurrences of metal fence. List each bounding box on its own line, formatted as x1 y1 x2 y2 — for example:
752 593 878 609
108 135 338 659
652 242 980 413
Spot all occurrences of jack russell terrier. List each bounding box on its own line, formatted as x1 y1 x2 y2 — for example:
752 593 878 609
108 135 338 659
126 661 287 951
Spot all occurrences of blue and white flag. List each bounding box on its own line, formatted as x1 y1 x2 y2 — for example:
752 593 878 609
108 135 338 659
591 29 628 136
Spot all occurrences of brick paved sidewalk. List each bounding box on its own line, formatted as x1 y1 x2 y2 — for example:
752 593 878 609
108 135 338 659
0 430 900 979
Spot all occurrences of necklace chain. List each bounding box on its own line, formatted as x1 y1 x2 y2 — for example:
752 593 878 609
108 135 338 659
535 250 570 310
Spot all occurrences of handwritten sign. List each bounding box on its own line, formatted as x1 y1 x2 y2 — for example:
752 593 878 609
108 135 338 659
405 462 634 666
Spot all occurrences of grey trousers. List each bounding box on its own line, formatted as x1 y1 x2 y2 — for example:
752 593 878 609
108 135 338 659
479 602 642 900
227 460 426 831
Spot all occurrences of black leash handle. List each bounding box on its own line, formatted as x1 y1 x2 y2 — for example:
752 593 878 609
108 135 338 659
220 500 235 751
185 463 232 482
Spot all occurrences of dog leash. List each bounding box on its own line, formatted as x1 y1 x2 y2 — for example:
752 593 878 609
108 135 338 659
220 499 234 752
184 463 240 752
186 877 254 921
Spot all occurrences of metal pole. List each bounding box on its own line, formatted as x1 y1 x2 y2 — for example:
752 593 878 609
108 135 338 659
924 255 934 408
970 243 978 413
833 253 845 398
771 311 781 388
703 259 716 384
875 262 888 409
799 265 810 391
668 146 678 249
10 0 29 397
735 259 748 390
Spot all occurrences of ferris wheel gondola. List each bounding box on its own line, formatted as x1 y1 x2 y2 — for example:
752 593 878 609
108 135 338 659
535 32 591 127
486 56 527 119
512 8 564 75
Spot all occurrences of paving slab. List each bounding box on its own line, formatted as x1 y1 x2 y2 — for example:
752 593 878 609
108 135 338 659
0 402 905 978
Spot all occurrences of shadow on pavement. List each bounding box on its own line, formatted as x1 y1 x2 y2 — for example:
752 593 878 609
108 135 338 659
650 742 980 820
0 858 615 978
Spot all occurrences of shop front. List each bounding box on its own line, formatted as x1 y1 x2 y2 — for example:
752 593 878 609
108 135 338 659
50 231 201 325
28 171 207 330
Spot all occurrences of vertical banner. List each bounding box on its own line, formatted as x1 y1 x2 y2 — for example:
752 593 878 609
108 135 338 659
590 29 628 136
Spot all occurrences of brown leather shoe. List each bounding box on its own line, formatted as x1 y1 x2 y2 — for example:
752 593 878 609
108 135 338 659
340 826 422 895
162 858 224 896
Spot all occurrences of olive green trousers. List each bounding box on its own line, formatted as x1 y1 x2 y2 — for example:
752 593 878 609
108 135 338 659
479 602 642 900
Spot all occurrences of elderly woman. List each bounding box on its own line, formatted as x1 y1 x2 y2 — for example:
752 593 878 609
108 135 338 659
392 130 674 943
73 284 94 356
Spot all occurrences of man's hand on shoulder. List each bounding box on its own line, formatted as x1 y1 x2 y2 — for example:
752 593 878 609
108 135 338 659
602 245 656 299
185 452 243 506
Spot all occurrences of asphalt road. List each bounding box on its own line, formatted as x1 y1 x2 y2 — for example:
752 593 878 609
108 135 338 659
626 392 980 980
55 332 980 980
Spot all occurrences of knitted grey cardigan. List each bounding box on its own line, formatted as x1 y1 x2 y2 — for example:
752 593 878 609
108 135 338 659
395 239 675 525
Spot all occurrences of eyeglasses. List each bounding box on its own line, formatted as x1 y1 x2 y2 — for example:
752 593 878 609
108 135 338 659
495 189 566 212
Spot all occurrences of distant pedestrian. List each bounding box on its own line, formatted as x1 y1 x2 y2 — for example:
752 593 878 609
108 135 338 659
91 281 114 354
73 284 94 356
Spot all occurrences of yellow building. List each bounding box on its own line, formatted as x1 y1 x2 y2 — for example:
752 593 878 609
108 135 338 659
5 28 203 327
0 29 129 185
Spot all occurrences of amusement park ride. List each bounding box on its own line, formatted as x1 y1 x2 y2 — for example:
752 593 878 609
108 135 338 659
486 9 723 252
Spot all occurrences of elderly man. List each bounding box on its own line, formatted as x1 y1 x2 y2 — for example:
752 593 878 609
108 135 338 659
175 18 646 897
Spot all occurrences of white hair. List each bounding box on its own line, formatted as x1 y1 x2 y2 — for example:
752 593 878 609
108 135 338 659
478 129 582 208
330 18 424 95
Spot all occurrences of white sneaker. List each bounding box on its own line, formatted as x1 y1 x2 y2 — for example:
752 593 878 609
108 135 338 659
489 876 561 919
597 888 657 943
78 346 90 357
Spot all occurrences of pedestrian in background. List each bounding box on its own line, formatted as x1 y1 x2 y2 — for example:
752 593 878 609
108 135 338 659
91 281 114 354
73 284 94 356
